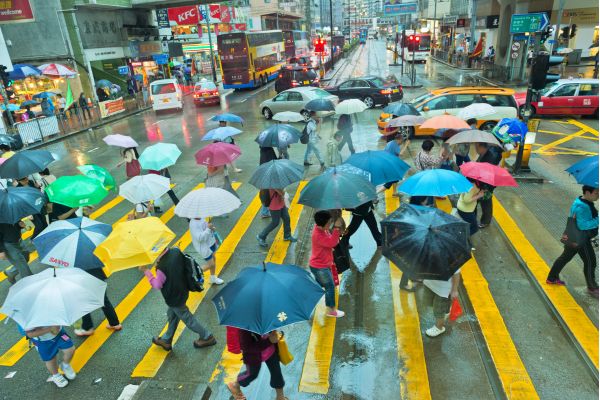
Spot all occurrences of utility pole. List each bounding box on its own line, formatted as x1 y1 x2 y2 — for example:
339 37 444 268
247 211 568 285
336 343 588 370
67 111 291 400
330 0 335 68
550 0 565 53
203 4 218 82
469 0 476 53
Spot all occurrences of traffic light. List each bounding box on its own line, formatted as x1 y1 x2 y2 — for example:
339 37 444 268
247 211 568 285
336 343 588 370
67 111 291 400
540 26 554 44
570 24 577 38
0 64 12 88
530 54 564 90
560 26 570 39
313 38 325 53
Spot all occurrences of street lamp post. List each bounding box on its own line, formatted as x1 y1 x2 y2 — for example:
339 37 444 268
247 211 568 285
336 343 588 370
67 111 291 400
203 4 218 82
330 0 335 69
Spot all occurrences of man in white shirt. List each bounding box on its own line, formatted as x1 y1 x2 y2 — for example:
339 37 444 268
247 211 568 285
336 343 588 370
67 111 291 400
423 269 461 337
189 218 224 285
303 111 325 169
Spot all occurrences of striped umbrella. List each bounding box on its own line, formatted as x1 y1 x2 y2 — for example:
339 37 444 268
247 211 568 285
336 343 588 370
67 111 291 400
37 63 77 77
175 187 241 218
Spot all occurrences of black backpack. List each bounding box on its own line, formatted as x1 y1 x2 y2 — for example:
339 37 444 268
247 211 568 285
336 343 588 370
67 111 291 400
259 189 272 207
300 123 309 144
183 252 204 292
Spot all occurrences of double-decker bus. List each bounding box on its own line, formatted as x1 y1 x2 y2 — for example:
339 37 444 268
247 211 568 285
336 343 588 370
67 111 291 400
217 31 285 89
282 30 309 58
400 31 431 63
359 28 368 44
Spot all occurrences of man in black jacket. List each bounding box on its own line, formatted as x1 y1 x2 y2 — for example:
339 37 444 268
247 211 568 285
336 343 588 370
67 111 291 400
344 201 382 247
475 142 502 228
141 247 216 351
0 222 32 284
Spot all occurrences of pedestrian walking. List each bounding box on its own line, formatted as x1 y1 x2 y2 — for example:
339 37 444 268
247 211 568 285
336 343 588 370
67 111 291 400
148 167 180 211
24 325 77 388
78 93 92 120
326 132 343 167
547 185 599 296
215 121 243 173
226 329 287 400
24 105 35 120
0 222 32 284
424 269 462 337
336 114 355 155
37 168 57 190
141 247 217 351
56 94 66 119
205 164 239 198
457 179 485 237
475 142 502 228
414 139 443 171
309 210 344 317
117 147 141 180
48 202 78 223
256 189 296 247
380 133 410 194
74 268 122 336
40 98 54 117
190 217 224 285
344 201 382 247
303 111 325 169
15 176 48 238
259 146 278 218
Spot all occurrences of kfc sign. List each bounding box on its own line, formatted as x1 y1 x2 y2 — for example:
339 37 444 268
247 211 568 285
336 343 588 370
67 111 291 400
220 5 231 23
167 5 199 26
209 4 221 22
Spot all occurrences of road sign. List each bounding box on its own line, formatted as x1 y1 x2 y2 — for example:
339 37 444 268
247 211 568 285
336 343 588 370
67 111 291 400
443 15 458 26
118 66 129 75
511 52 519 59
200 7 208 21
511 42 521 51
510 13 549 33
383 2 418 16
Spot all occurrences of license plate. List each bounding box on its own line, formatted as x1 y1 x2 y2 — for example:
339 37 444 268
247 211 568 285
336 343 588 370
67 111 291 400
203 93 209 97
303 81 309 84
162 98 170 103
392 89 399 93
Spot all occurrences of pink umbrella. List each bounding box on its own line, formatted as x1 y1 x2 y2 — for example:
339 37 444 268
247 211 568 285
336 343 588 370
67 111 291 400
420 115 470 130
460 162 518 187
37 63 77 77
195 142 241 167
0 158 6 165
103 134 139 148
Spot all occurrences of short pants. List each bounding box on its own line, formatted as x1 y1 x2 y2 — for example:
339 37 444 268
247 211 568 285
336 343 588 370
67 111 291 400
203 244 217 261
32 330 74 362
432 294 451 319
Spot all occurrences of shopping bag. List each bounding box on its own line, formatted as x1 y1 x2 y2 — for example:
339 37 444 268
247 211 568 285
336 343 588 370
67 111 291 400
560 216 587 249
226 326 241 354
449 298 463 322
277 334 294 365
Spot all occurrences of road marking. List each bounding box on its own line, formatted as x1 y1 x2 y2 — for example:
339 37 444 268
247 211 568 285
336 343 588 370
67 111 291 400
566 119 599 137
87 147 100 153
240 98 247 103
151 120 166 125
538 130 599 141
131 183 258 378
434 197 539 399
534 129 586 154
207 182 307 384
493 198 599 370
385 190 431 400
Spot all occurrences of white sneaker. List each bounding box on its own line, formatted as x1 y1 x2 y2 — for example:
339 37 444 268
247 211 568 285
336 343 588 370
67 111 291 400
209 275 224 285
51 374 69 388
425 325 446 337
326 309 345 318
235 168 243 173
60 362 76 380
73 328 94 337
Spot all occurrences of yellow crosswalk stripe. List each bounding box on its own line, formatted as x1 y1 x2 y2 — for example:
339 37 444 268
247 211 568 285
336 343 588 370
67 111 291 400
493 198 599 370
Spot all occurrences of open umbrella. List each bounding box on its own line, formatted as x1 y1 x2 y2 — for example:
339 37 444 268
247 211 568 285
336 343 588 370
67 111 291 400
33 217 112 270
556 48 573 54
382 203 471 281
460 162 518 187
8 64 41 80
94 217 175 272
1 104 19 112
249 159 304 189
194 142 241 167
45 175 109 208
273 111 305 123
32 92 57 100
119 174 170 204
345 150 410 185
255 124 301 148
37 63 77 77
566 156 599 187
0 134 18 147
212 262 324 335
0 187 46 224
335 99 367 115
305 98 335 112
138 143 182 170
0 267 106 330
495 118 527 136
299 168 377 209
201 127 243 142
383 103 420 116
0 150 55 179
458 103 496 119
325 164 371 181
420 115 471 130
77 164 116 191
399 169 473 197
387 115 425 127
103 134 138 148
96 79 112 88
175 187 241 218
445 129 501 146
209 113 244 125
20 100 39 108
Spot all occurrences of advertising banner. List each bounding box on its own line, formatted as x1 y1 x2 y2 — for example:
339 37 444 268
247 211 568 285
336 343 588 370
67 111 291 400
167 5 200 26
99 97 126 119
383 1 417 16
0 0 34 24
209 4 221 22
156 8 169 28
220 5 231 23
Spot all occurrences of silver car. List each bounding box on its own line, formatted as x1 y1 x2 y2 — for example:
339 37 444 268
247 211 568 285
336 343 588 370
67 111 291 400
260 86 339 121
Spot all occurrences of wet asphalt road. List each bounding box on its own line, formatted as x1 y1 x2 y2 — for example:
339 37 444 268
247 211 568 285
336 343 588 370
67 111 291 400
0 39 598 400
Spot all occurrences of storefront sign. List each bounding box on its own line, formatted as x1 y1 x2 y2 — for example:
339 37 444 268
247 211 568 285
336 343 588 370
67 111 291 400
234 24 247 31
139 42 162 57
209 4 221 22
0 0 34 24
167 5 200 26
99 97 126 119
85 47 125 62
486 15 499 29
156 8 170 28
118 66 129 75
220 5 231 23
152 54 169 65
383 1 418 16
443 15 458 26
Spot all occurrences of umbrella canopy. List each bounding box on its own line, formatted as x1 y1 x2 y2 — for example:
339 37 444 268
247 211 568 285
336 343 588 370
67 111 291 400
20 100 39 108
201 127 243 142
273 111 305 123
37 63 77 77
96 79 112 88
45 175 109 208
305 98 335 112
299 169 377 209
460 162 518 187
496 118 527 136
102 134 138 148
175 187 241 218
138 143 182 170
0 267 106 330
0 150 55 179
212 262 324 335
445 129 502 147
0 134 18 147
344 150 410 186
32 92 57 100
119 174 170 204
325 164 371 181
556 48 573 54
77 164 116 191
194 142 241 167
33 217 112 270
249 159 304 189
420 115 471 130
8 64 41 80
335 99 367 115
383 103 420 116
382 203 471 281
1 104 19 111
94 217 175 272
566 156 599 187
387 115 425 127
255 124 301 148
399 169 473 196
209 113 244 124
0 187 46 224
457 103 496 119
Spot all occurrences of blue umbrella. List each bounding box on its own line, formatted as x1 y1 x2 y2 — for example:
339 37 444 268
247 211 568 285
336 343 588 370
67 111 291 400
0 187 46 224
305 98 335 112
249 159 304 189
212 262 325 335
496 118 527 137
0 150 55 179
209 113 245 125
255 124 301 148
96 79 112 88
201 126 243 142
32 92 57 100
1 104 19 112
325 164 371 181
566 156 598 187
33 217 112 270
20 100 39 108
344 150 410 185
299 168 377 209
8 64 41 80
383 103 420 116
399 169 473 197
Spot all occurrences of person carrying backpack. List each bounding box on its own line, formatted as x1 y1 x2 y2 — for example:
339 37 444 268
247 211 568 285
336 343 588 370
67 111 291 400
303 111 324 169
256 189 296 247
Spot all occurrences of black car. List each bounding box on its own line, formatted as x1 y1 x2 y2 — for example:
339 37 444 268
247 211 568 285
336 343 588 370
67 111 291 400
274 65 319 93
324 75 403 108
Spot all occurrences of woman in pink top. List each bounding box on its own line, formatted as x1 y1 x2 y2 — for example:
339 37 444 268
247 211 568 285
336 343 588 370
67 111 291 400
256 189 296 247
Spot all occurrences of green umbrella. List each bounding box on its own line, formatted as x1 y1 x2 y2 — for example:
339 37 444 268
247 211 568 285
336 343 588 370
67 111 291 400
138 143 182 171
77 164 116 191
45 176 109 208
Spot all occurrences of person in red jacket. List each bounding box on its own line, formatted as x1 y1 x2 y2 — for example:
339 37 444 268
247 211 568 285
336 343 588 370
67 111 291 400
309 210 345 318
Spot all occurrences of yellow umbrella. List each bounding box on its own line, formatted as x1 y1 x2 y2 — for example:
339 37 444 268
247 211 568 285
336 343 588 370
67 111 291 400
94 217 175 273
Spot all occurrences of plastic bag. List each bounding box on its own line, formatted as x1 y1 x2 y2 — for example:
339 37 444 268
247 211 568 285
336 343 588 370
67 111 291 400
449 298 463 321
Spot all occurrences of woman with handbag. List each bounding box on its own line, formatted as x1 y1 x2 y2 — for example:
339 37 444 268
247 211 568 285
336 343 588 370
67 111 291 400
117 147 141 180
547 185 599 296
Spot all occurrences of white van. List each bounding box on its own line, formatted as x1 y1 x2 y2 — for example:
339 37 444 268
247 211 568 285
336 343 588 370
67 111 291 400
149 79 183 112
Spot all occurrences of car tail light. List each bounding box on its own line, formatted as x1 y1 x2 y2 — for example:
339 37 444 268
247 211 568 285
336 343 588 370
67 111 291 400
291 80 299 87
212 91 219 96
380 89 392 95
193 94 199 98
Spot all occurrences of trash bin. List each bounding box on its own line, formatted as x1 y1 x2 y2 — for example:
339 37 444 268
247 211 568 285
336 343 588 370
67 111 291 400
567 49 582 65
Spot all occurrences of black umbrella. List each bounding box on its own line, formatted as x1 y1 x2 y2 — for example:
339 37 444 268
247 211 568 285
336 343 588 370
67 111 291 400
0 187 46 224
255 124 301 147
381 203 471 281
383 103 420 116
305 98 335 112
0 150 55 179
0 134 17 149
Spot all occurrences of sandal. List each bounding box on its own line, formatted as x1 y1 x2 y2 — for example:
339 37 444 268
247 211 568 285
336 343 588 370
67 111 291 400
226 382 246 400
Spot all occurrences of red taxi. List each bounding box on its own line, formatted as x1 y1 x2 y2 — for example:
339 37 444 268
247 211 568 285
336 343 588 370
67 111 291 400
515 79 598 118
193 80 220 106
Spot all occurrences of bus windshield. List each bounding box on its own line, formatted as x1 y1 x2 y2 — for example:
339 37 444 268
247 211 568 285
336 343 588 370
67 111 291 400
406 35 431 52
218 34 249 71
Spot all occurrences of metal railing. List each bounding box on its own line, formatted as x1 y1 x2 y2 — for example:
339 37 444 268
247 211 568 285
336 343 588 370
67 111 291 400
432 49 484 69
481 60 528 83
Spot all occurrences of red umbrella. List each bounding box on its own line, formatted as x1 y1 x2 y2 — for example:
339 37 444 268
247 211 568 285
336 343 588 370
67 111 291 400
195 142 241 167
459 162 518 187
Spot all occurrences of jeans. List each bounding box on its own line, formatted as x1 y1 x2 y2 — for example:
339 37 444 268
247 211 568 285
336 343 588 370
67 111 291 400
344 211 382 246
478 197 493 225
260 205 271 217
259 207 291 240
238 352 285 389
82 293 120 330
3 241 32 279
455 154 470 166
548 240 598 289
162 305 211 341
337 129 355 154
457 209 479 236
304 141 324 165
310 267 336 307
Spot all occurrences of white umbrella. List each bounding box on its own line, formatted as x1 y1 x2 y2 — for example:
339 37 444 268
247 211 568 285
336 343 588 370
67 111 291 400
387 115 426 127
119 174 170 204
1 267 106 330
445 129 502 146
335 99 368 115
273 112 305 123
556 48 573 54
175 187 241 218
103 134 139 148
458 103 496 119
